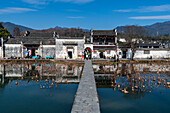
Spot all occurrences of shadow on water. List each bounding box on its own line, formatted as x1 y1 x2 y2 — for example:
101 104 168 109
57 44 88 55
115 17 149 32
93 62 170 113
0 62 83 113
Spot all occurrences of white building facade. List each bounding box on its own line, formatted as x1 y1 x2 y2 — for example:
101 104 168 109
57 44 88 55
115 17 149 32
55 36 85 59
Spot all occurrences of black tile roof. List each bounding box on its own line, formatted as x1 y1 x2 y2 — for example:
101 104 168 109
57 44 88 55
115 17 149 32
57 36 84 39
5 31 56 45
6 31 85 45
137 43 160 46
6 37 55 45
93 30 115 36
119 43 131 48
27 31 54 37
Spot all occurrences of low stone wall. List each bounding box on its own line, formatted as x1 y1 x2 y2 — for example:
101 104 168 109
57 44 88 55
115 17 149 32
134 49 170 59
4 45 22 58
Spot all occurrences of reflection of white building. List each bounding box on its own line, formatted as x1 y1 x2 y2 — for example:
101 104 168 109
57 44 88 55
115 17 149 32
93 63 170 77
133 64 170 72
93 64 124 75
0 63 82 84
0 64 23 77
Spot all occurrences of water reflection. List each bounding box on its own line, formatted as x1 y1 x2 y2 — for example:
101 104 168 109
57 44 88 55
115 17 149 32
94 63 170 113
0 63 82 113
0 63 82 87
94 63 170 91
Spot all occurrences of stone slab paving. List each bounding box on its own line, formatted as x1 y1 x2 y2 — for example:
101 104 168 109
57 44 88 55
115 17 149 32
71 60 100 113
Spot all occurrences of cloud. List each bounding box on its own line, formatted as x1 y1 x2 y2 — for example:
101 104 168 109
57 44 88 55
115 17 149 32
129 15 170 19
22 0 94 4
55 0 93 4
114 9 132 12
22 0 49 4
113 4 170 13
67 16 85 19
0 7 37 14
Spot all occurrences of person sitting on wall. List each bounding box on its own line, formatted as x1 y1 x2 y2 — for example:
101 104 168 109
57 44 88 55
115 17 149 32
88 52 91 60
149 56 152 59
114 55 116 59
86 51 88 60
84 51 86 60
117 55 119 62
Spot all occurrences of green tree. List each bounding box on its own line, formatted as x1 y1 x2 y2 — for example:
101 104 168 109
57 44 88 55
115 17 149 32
0 23 11 38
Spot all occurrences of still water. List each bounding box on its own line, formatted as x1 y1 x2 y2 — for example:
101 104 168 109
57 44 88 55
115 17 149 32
0 63 83 113
94 63 170 113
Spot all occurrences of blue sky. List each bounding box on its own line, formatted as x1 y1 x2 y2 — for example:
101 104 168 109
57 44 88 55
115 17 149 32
1 0 170 30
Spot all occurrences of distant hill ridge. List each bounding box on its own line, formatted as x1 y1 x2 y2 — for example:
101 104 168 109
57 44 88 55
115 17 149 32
117 21 170 36
1 22 34 35
1 22 89 36
2 21 170 36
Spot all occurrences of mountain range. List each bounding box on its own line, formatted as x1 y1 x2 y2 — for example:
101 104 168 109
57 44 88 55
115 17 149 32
1 21 170 36
1 22 34 35
117 21 170 36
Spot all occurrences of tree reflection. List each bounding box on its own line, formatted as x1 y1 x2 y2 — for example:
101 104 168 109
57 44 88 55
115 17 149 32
94 62 170 99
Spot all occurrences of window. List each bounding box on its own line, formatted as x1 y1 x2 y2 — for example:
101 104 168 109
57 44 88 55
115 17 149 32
144 50 150 54
107 50 110 54
153 46 159 48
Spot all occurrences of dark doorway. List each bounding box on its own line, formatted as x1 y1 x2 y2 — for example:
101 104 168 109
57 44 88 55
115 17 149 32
84 47 92 59
122 50 127 58
99 52 104 58
68 51 72 59
31 48 35 56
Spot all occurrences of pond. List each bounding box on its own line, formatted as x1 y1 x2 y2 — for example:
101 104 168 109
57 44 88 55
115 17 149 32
94 63 170 113
0 63 83 113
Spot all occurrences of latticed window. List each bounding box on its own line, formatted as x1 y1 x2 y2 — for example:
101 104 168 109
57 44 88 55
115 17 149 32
14 47 18 55
45 48 49 56
5 47 9 56
144 50 150 54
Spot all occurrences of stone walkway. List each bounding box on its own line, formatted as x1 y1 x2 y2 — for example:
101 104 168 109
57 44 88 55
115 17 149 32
71 60 100 113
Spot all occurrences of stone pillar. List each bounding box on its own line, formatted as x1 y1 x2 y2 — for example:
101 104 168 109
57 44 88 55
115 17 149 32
55 38 57 59
115 29 118 59
40 41 43 57
2 65 5 85
90 28 93 43
1 38 4 59
115 29 118 45
21 41 24 58
21 63 24 79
